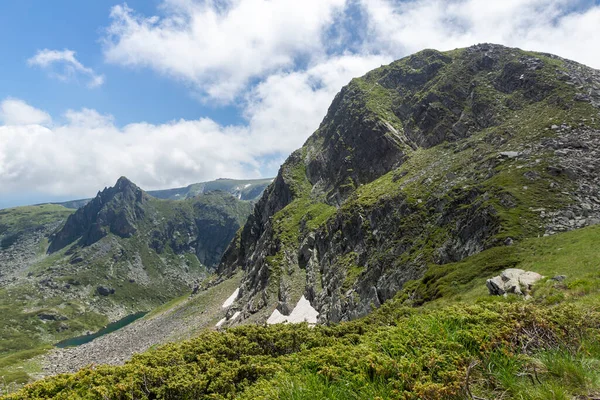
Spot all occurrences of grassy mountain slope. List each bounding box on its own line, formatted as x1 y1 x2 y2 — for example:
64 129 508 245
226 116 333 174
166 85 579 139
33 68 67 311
4 224 600 399
219 43 600 324
0 179 254 385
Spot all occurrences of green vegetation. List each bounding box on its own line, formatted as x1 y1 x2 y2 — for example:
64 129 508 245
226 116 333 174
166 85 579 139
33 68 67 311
4 45 600 399
0 205 73 235
3 223 600 398
0 189 254 386
402 223 600 306
0 205 73 249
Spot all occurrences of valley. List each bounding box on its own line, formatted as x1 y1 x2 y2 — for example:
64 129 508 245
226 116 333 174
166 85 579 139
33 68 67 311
0 178 270 386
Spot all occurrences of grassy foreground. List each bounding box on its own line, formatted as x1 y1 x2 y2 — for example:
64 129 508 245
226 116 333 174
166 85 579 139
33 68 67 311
3 225 600 399
3 302 599 399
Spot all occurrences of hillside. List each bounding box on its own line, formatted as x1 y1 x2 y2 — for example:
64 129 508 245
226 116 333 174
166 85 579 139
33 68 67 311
147 178 274 201
217 43 600 326
5 224 600 399
2 43 600 398
0 178 254 385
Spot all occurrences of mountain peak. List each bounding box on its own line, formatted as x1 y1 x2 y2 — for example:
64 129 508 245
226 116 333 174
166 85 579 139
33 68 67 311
115 176 134 188
48 178 148 253
218 44 600 323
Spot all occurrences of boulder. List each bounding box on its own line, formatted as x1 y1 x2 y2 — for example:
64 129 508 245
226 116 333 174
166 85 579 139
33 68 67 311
486 275 506 296
519 271 544 290
37 312 68 321
97 286 115 296
486 269 544 297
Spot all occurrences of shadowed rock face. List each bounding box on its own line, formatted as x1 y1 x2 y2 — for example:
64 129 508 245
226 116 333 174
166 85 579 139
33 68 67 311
48 177 148 253
217 43 600 324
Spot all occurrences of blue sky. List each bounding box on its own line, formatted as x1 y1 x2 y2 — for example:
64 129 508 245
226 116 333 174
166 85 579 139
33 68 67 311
1 0 599 208
0 1 242 127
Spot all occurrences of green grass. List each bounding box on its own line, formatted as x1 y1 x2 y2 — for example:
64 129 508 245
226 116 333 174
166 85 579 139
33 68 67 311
0 205 73 235
402 224 600 306
5 299 600 399
4 224 600 398
4 45 600 399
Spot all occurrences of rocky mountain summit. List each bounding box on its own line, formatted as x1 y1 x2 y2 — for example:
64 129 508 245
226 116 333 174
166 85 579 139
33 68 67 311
217 43 600 325
48 177 149 253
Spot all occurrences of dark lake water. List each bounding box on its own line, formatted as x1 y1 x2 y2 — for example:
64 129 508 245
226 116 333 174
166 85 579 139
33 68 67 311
55 311 148 348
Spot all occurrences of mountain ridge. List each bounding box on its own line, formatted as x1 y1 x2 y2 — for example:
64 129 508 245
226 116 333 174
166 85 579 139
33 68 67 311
216 43 600 325
39 177 274 211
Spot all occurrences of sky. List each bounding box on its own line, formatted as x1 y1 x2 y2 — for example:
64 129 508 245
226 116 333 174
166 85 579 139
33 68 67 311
1 0 600 208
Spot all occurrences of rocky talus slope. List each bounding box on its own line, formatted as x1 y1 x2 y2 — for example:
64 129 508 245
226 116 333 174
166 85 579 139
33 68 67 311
217 43 600 325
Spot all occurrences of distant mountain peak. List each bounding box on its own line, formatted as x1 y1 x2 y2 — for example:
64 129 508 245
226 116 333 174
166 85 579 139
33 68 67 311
115 176 135 189
48 177 148 253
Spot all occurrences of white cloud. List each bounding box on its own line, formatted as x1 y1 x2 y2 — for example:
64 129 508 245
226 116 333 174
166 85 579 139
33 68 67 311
102 0 600 105
243 53 390 154
0 99 52 126
359 0 600 69
28 49 105 88
103 0 346 101
0 53 383 197
5 0 600 201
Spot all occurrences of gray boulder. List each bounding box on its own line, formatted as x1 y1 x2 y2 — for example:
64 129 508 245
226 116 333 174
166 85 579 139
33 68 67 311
487 269 543 297
97 286 116 296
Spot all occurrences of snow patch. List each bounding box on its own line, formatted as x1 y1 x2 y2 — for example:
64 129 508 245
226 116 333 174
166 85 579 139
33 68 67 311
266 309 288 324
231 311 241 320
222 288 239 308
243 184 251 188
266 296 319 325
215 317 226 328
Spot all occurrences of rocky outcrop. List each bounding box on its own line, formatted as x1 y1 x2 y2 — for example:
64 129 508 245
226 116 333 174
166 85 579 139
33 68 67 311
49 177 148 253
97 286 116 296
217 43 600 324
1 179 256 364
487 269 543 296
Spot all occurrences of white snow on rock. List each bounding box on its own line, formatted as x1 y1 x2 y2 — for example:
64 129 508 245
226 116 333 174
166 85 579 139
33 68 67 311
266 295 319 325
215 317 226 328
231 311 241 320
222 288 239 308
244 184 251 188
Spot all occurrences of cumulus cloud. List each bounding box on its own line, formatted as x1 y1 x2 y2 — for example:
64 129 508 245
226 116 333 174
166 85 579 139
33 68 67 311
103 0 346 101
28 49 105 88
359 0 600 68
103 0 600 105
4 0 600 201
0 99 52 126
0 53 385 198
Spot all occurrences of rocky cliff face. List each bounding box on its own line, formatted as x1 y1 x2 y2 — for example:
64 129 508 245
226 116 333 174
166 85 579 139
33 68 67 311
218 44 600 325
49 177 148 253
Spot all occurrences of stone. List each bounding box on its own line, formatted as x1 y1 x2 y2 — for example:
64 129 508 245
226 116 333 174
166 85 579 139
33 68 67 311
551 275 567 282
518 271 543 291
486 269 543 297
499 151 520 159
486 276 505 296
38 312 68 321
97 286 115 296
